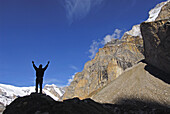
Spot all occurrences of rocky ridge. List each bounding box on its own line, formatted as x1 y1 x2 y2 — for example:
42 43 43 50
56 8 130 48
3 93 170 114
63 0 170 100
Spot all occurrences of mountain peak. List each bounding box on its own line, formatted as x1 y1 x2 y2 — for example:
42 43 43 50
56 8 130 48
123 0 170 38
146 0 170 22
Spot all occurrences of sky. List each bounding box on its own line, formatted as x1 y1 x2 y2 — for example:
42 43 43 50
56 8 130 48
0 0 167 87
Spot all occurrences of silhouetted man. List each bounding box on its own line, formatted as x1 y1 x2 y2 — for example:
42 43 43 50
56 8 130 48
32 61 50 93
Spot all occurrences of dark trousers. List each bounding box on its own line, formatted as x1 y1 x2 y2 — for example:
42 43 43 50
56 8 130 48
36 78 43 93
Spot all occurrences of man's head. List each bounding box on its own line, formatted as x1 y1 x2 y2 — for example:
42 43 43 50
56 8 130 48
39 64 43 68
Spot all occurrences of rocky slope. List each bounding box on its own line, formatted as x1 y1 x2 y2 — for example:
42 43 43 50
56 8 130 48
3 93 170 114
92 62 170 105
63 0 170 100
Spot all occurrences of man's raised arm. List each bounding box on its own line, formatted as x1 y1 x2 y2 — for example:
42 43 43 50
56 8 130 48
43 61 50 71
32 61 37 70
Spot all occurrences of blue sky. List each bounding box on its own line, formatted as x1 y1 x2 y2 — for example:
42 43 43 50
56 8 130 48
0 0 166 87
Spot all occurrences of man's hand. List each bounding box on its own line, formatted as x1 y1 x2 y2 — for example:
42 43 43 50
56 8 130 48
32 61 34 64
48 61 50 64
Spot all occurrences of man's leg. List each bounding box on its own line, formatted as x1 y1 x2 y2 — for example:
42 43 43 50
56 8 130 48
40 78 43 94
36 78 38 93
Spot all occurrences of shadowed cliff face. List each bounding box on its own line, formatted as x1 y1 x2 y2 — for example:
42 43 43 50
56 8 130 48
141 19 170 75
3 93 170 114
64 35 144 99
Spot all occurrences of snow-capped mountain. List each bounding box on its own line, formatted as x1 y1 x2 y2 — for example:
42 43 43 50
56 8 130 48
0 84 64 106
43 84 65 101
125 0 169 38
146 0 170 22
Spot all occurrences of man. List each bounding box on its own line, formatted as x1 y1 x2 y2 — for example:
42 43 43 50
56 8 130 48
32 61 50 93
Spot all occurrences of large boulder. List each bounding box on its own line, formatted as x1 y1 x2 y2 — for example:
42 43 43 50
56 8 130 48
140 19 170 75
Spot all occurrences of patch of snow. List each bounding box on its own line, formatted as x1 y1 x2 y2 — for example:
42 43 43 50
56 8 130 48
125 24 141 37
44 84 64 97
53 88 63 97
43 89 59 101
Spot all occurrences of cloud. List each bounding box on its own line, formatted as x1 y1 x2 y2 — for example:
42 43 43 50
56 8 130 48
113 29 122 39
102 35 112 45
88 40 100 59
44 79 61 84
102 29 122 44
63 0 103 24
67 72 77 85
43 78 66 87
70 65 78 70
89 29 122 59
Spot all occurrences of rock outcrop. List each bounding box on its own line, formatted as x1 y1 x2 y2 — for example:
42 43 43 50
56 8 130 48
3 93 170 114
64 36 144 99
141 19 170 75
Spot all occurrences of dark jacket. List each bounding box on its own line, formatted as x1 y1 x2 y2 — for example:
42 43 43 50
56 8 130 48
33 63 48 79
